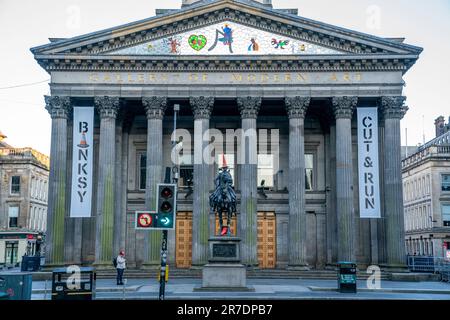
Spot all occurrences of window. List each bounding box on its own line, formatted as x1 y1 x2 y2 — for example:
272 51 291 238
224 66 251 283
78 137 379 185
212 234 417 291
422 177 425 198
305 154 314 191
442 204 450 227
39 180 44 200
28 207 33 229
10 176 20 194
8 206 19 228
217 154 235 186
42 181 47 201
442 174 450 192
257 154 274 187
5 242 19 265
139 154 146 190
31 177 35 198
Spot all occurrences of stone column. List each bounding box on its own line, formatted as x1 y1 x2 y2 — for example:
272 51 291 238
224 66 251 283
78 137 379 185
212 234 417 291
142 97 167 265
285 96 310 269
237 96 261 267
120 116 132 255
329 123 338 265
191 96 214 266
44 95 71 265
113 116 123 257
94 96 120 264
332 96 357 263
382 96 408 269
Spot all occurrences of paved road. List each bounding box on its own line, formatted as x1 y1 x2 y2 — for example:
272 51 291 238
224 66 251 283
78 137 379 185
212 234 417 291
31 278 450 300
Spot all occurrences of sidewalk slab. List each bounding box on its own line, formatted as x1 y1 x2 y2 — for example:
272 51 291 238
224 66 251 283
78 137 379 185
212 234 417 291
32 285 141 294
307 286 450 294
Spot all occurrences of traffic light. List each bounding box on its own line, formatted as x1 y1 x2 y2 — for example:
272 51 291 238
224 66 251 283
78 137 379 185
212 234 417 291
156 183 176 230
135 184 177 230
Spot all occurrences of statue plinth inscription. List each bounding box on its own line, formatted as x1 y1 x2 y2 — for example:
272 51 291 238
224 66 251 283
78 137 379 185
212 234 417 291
209 237 240 263
213 244 236 258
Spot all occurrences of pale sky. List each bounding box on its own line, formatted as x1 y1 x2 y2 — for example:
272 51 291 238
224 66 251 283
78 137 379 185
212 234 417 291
0 0 449 155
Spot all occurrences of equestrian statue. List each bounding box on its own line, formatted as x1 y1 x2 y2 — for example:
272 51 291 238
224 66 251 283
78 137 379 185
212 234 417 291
209 155 237 236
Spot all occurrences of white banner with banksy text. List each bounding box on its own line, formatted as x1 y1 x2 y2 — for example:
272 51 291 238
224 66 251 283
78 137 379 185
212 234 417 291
70 107 94 218
357 107 381 219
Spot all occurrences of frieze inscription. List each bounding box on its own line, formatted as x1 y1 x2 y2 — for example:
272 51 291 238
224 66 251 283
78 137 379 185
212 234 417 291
82 71 365 85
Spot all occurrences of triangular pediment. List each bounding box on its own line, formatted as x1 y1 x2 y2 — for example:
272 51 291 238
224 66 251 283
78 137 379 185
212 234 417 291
31 0 422 73
32 0 422 56
106 20 344 56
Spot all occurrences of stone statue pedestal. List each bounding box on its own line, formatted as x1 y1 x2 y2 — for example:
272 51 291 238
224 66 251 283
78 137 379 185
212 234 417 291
194 237 253 292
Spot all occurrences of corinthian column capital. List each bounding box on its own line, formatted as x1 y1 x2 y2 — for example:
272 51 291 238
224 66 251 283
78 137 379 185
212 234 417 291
94 96 120 119
332 96 358 119
285 96 311 119
142 96 167 120
190 96 214 120
381 96 408 120
237 96 262 119
45 95 71 119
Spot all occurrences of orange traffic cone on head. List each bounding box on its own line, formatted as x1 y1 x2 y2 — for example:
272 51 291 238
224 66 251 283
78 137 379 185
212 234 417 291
221 154 228 169
77 132 89 148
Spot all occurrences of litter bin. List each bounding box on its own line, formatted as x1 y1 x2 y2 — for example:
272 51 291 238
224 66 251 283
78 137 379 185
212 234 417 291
51 267 96 300
21 256 41 272
0 272 33 300
337 262 357 293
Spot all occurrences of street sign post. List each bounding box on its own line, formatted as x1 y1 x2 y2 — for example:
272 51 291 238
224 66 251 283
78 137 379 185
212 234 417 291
156 183 177 300
134 184 177 231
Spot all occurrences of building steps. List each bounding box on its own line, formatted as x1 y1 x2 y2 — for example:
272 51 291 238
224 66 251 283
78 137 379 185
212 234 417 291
31 268 391 281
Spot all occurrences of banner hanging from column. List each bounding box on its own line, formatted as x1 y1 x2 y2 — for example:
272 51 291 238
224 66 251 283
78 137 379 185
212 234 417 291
70 107 94 218
357 107 381 219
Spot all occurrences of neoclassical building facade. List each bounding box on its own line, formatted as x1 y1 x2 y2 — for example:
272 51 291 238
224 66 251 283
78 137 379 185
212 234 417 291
32 0 421 271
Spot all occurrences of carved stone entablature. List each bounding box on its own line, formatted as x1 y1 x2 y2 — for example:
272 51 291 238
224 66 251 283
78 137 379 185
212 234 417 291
381 96 408 120
39 56 415 73
285 96 310 119
142 96 168 120
332 96 358 119
237 96 262 119
94 96 120 119
45 95 71 119
190 96 214 120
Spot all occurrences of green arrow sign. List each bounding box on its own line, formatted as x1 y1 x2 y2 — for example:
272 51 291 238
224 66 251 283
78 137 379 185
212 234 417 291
161 217 171 226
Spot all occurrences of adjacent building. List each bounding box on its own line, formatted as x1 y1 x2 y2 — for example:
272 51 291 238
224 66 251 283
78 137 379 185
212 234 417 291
402 118 450 258
0 131 49 267
31 0 422 271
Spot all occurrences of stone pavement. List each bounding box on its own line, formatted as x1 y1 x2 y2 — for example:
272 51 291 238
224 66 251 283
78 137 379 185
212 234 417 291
31 278 450 300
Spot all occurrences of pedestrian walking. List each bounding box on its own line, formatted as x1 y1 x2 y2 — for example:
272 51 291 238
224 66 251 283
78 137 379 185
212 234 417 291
114 250 126 285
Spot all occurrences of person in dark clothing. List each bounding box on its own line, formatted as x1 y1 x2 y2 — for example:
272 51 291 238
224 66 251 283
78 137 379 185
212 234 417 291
115 250 126 285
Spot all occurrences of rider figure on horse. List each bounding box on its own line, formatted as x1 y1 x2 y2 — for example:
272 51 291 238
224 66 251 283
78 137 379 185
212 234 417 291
210 154 237 236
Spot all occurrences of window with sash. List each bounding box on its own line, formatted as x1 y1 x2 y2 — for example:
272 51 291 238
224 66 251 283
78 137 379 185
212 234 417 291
10 176 20 194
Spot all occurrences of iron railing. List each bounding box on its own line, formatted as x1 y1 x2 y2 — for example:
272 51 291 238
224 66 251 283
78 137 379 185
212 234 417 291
407 255 450 282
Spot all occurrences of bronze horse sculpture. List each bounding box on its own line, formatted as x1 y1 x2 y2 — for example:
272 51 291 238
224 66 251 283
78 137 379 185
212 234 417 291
209 156 237 236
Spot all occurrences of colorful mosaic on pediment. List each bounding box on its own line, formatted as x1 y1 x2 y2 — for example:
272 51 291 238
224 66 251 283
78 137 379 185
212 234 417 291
108 21 344 56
